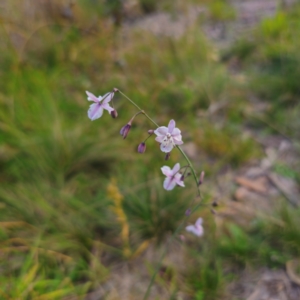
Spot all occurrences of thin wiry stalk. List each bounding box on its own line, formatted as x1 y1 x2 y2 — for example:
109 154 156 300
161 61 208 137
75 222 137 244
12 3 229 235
117 89 203 300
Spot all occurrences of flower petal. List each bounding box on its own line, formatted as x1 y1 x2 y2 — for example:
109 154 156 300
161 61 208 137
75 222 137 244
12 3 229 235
168 119 175 133
185 225 197 235
155 136 165 143
102 103 114 113
161 166 172 177
195 218 203 226
102 92 114 104
172 133 183 142
174 174 185 187
163 177 177 190
186 225 203 237
86 91 99 102
160 142 174 153
197 226 204 236
176 180 185 187
174 139 183 145
154 126 168 136
88 103 103 120
172 163 180 175
172 128 181 136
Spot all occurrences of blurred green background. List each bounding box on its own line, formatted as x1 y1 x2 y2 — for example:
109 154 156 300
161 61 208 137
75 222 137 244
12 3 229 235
0 0 300 299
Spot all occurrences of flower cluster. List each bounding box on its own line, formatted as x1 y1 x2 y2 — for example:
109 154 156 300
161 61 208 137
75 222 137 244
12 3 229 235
86 90 186 192
86 90 205 237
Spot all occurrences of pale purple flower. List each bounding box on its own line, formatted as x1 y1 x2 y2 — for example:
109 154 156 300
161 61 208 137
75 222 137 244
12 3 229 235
161 163 185 191
154 119 183 153
86 91 114 121
185 218 204 237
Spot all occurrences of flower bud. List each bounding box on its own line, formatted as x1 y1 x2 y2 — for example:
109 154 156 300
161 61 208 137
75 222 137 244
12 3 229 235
137 142 146 153
113 88 119 93
198 171 205 186
111 109 118 118
212 201 218 207
179 235 186 242
180 174 185 181
120 124 131 139
148 129 154 135
185 208 191 216
165 152 171 160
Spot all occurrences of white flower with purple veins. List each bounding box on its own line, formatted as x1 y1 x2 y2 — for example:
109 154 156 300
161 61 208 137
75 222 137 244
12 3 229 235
161 163 185 191
86 91 114 121
154 119 183 153
186 218 204 237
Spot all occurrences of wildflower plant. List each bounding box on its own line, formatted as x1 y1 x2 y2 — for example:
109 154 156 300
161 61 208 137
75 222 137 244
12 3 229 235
85 88 210 299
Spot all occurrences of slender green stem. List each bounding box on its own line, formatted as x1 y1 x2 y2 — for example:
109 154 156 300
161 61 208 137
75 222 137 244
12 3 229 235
176 145 201 198
143 222 185 300
118 90 159 127
143 199 206 300
143 132 154 143
117 89 203 300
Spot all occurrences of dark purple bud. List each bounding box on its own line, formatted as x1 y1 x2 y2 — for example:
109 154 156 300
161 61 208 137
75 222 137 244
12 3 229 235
198 171 205 186
148 129 154 135
185 208 191 216
137 142 146 153
165 152 171 160
111 109 118 118
179 235 186 242
212 201 218 207
180 174 185 181
120 124 131 139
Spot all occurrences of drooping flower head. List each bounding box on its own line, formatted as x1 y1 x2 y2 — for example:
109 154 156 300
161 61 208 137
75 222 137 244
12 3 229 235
137 142 146 153
161 163 185 191
154 119 183 153
120 124 131 139
86 91 114 121
110 109 118 119
185 218 204 237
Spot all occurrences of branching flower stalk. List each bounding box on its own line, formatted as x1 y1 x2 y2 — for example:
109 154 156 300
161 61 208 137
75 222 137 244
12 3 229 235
85 88 207 299
117 89 202 198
